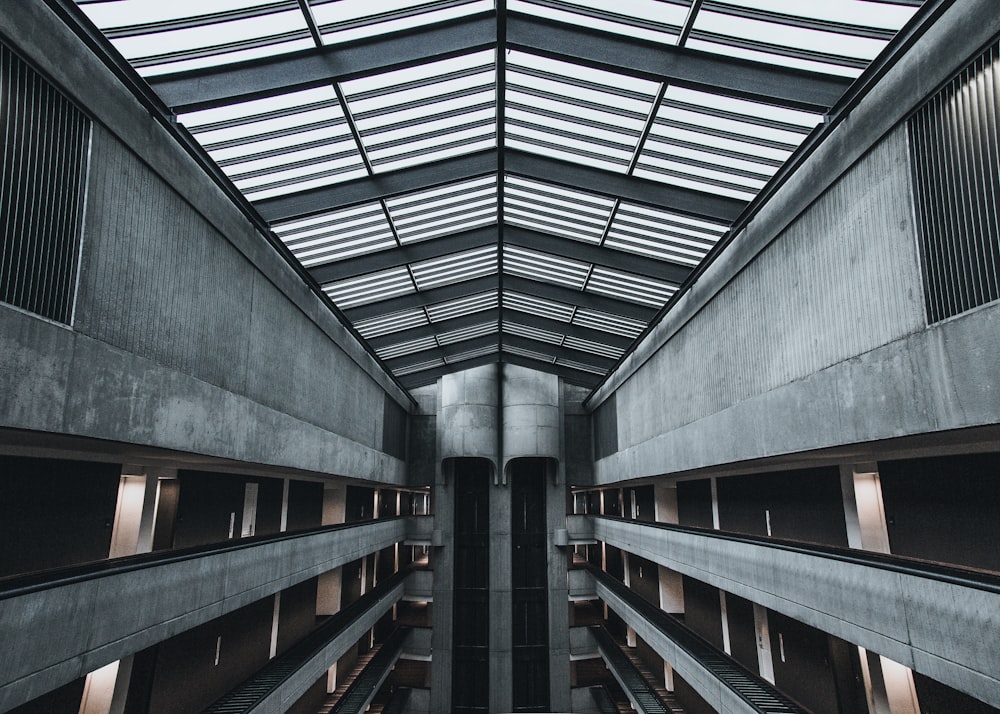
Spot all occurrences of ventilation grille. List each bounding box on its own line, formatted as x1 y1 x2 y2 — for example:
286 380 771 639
909 42 1000 324
0 44 90 325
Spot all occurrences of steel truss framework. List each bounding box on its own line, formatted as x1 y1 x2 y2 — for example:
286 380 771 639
74 0 925 388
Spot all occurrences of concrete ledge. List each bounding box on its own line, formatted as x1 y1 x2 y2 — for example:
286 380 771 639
0 519 408 711
0 305 406 485
590 517 1000 706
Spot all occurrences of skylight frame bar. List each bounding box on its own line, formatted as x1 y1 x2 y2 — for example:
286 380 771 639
384 334 498 370
504 211 605 244
638 146 774 183
354 308 430 339
390 187 496 225
391 200 497 236
198 117 350 152
514 0 685 38
435 320 500 345
505 81 650 122
504 305 634 347
505 116 638 155
345 60 496 102
443 343 501 361
699 1 897 41
129 28 313 70
425 290 500 321
282 215 392 251
99 2 301 38
358 99 496 139
504 245 591 288
274 202 388 238
227 146 362 182
185 98 341 133
502 319 565 345
396 212 497 244
351 82 496 125
312 0 481 33
212 135 353 169
506 134 631 169
386 174 497 214
504 334 616 370
688 29 871 72
368 134 498 170
659 97 816 133
376 335 441 360
504 194 610 230
506 99 643 139
366 308 499 348
641 133 784 169
409 246 498 290
632 162 761 195
561 334 624 360
586 265 676 307
324 266 416 308
606 222 718 256
506 59 661 103
504 176 615 214
241 161 368 196
613 205 726 241
287 228 398 265
571 307 646 338
650 116 798 154
364 115 496 155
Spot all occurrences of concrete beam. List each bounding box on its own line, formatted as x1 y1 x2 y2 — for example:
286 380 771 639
589 516 1000 706
0 518 410 710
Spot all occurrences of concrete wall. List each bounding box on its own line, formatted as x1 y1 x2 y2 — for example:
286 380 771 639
588 516 1000 705
589 0 1000 483
0 518 411 710
0 1 408 484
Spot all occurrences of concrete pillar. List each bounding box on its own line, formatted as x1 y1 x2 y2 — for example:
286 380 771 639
719 590 732 655
654 483 678 524
658 565 684 614
317 484 346 618
710 476 721 529
753 603 775 684
841 463 920 713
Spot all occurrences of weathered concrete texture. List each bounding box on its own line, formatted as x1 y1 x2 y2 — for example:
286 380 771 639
0 306 405 485
589 517 1000 706
0 1 407 411
590 0 1000 410
439 364 498 469
501 365 560 475
0 519 409 711
595 301 1000 483
563 383 595 486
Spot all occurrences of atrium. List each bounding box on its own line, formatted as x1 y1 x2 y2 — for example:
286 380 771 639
0 1 998 713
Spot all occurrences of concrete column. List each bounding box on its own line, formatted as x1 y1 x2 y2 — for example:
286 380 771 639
710 477 720 529
658 566 684 615
753 603 775 684
654 483 679 524
841 463 919 713
719 590 732 655
317 484 346 617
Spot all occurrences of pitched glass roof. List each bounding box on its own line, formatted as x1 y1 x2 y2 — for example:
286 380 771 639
76 0 924 389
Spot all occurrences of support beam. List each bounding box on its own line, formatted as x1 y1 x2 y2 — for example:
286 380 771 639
385 335 499 371
343 275 497 321
310 225 498 284
149 14 497 111
503 334 616 371
505 225 691 284
257 150 741 224
369 308 632 351
506 12 851 111
258 151 496 223
505 150 745 223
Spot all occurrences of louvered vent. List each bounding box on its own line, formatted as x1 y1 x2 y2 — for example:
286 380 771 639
0 44 89 325
909 42 1000 324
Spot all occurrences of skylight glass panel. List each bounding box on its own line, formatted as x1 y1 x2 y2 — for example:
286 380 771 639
354 309 429 339
426 292 499 322
605 203 726 265
323 266 414 308
386 176 498 243
409 246 497 290
586 267 675 307
686 0 918 78
508 0 689 45
437 322 498 345
503 321 564 345
562 335 624 360
178 87 366 201
504 292 576 322
506 51 659 173
394 357 447 376
505 345 556 364
504 176 614 243
311 0 493 44
554 357 605 375
504 246 590 289
82 3 313 77
377 335 439 360
272 203 396 267
634 85 821 199
342 51 496 172
445 344 499 364
572 308 646 337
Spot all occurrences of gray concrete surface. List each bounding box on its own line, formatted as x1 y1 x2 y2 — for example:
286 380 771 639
0 518 409 711
589 516 1000 706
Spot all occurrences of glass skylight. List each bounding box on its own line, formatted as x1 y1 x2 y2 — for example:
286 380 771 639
385 176 498 243
342 51 496 172
77 0 926 386
506 51 659 172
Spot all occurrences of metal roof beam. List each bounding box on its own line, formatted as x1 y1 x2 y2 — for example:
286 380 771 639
502 334 616 371
258 149 742 224
500 353 603 388
343 275 497 321
504 275 658 321
258 150 496 223
149 13 497 112
385 335 498 370
506 12 851 111
368 308 501 349
505 225 691 284
309 225 498 284
398 353 500 389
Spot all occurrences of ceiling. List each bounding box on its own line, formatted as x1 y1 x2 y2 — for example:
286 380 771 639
73 0 925 390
